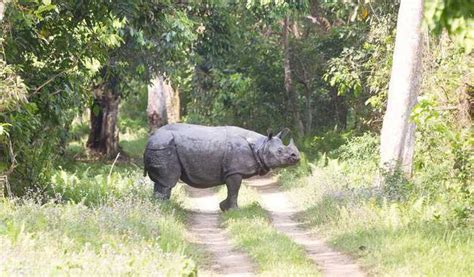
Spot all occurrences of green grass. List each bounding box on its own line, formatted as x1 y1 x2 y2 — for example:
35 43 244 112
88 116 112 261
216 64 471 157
0 188 199 275
280 162 474 276
329 223 473 276
0 126 201 276
120 128 149 159
65 126 148 161
219 185 320 276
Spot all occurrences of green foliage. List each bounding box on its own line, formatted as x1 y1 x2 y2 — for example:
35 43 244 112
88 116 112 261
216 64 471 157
48 167 138 206
335 132 379 161
96 2 199 96
1 0 124 193
182 1 401 135
323 11 396 129
0 0 200 193
309 130 350 157
120 135 148 159
118 88 148 132
411 96 472 224
408 36 473 225
183 3 291 132
0 57 27 112
425 0 474 52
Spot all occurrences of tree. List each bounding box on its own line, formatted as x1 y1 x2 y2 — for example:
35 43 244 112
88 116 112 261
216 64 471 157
283 15 305 137
1 0 123 193
0 1 4 22
147 75 180 132
86 76 121 158
379 0 424 176
86 3 197 158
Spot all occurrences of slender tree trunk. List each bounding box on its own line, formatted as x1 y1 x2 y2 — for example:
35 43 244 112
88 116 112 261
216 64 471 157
304 86 312 134
379 0 424 176
308 0 330 32
87 85 120 159
0 1 5 22
456 79 472 128
298 57 313 134
164 79 180 124
283 16 304 137
329 88 347 130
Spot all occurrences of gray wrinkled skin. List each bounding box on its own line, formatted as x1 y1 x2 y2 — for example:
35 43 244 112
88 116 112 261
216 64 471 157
144 123 300 211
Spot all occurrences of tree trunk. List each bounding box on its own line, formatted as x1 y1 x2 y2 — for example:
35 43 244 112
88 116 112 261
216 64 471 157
307 0 330 32
87 86 120 159
379 0 424 176
147 77 166 132
283 16 304 137
330 88 347 130
304 85 313 134
147 75 180 132
0 1 5 22
164 79 180 124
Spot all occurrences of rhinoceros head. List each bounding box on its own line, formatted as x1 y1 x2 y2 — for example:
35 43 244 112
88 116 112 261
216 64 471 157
262 129 300 168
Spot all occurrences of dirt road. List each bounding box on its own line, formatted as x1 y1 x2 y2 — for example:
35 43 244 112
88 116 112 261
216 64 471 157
185 176 364 276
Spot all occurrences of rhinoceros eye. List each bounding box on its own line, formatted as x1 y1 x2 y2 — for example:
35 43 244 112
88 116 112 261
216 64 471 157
277 148 283 154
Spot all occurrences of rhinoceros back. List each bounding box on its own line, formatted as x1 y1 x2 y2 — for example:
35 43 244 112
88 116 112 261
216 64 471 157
169 124 229 185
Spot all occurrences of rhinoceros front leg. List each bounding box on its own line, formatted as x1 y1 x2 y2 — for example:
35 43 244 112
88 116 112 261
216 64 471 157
154 183 172 200
219 174 242 212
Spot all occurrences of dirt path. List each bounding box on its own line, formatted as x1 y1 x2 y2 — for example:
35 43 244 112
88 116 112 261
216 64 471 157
247 176 365 277
186 186 256 276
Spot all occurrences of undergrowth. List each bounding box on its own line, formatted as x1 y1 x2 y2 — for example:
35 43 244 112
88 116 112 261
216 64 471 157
0 127 200 276
279 132 473 276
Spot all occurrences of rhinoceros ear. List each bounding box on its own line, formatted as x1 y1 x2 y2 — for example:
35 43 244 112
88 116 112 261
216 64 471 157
267 128 273 139
276 128 290 139
289 138 295 146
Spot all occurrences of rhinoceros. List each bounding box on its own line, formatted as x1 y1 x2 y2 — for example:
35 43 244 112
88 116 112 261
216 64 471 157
143 123 300 211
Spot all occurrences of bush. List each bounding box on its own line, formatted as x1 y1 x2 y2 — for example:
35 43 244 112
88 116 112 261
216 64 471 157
281 131 473 276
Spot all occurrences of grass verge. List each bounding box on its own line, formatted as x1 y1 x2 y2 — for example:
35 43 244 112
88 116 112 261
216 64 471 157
0 127 201 276
279 160 474 276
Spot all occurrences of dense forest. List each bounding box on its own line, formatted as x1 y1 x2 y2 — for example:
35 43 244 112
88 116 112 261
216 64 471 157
0 0 472 276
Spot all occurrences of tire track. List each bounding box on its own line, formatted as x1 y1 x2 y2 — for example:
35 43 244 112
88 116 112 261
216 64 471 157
186 186 256 276
248 176 365 277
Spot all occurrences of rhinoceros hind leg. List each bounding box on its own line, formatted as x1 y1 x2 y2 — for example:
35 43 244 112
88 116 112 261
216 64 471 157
146 144 181 201
220 174 242 212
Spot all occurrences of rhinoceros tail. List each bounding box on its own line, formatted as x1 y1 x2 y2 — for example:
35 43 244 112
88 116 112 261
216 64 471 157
143 152 148 177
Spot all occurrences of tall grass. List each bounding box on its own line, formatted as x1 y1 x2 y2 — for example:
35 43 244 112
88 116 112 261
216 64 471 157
1 127 200 276
279 133 474 276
